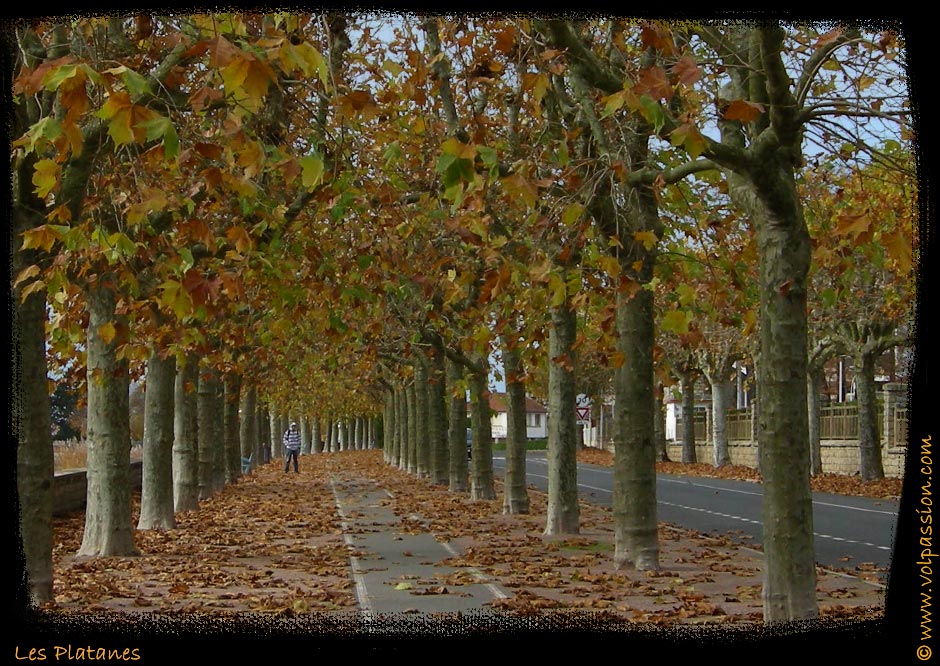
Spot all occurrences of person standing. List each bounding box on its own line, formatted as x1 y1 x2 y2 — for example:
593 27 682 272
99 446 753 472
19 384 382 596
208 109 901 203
283 421 301 473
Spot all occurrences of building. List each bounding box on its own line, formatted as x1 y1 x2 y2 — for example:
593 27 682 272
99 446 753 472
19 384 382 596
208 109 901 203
483 393 548 441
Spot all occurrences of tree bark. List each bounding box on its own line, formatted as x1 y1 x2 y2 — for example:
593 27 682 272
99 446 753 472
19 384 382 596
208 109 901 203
138 348 176 530
679 370 697 463
707 373 732 468
613 285 659 570
447 359 469 492
502 342 530 514
749 162 817 621
654 383 669 462
14 261 54 601
855 352 885 480
469 365 496 500
13 27 56 605
807 368 823 476
78 282 138 557
223 373 241 483
414 360 430 478
173 355 199 512
406 384 417 474
428 350 449 485
197 366 218 501
239 382 257 471
545 305 579 534
312 415 322 454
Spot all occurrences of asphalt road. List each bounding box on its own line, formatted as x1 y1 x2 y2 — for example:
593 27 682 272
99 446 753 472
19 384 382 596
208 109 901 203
493 452 899 573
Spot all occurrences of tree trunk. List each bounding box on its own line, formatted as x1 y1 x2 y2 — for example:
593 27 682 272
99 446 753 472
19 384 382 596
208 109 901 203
856 352 885 480
545 305 579 534
13 42 57 604
197 366 218 501
312 416 322 454
14 264 54 602
807 369 823 476
428 350 449 485
654 383 669 462
680 370 697 463
223 374 241 483
239 382 257 472
447 359 469 492
708 374 732 468
469 365 496 500
502 342 530 514
173 355 199 512
383 391 394 462
750 163 817 622
269 409 282 459
138 348 176 530
406 384 417 474
613 285 659 570
78 282 138 557
414 360 430 478
211 378 225 492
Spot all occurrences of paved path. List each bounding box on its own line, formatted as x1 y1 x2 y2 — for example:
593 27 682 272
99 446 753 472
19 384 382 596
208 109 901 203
329 472 510 623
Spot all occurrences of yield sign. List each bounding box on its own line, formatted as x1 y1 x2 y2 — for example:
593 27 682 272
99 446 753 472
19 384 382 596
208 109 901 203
576 407 590 421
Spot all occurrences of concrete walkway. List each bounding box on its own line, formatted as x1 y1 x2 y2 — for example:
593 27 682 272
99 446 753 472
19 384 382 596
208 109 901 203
329 472 510 627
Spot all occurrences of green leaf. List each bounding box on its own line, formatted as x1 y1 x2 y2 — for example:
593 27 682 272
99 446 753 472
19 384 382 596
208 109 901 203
638 95 665 133
42 64 79 91
300 154 324 189
661 309 690 334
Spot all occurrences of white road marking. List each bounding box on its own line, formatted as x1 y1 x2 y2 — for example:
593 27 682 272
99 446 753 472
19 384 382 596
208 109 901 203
524 469 892 551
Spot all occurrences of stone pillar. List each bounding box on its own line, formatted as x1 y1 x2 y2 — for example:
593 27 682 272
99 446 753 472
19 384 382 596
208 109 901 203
882 383 907 448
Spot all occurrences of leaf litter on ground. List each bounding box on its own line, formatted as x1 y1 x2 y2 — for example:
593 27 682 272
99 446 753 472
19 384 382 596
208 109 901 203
43 449 889 626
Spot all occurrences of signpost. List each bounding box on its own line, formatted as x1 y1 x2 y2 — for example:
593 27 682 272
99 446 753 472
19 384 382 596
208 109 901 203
575 394 591 425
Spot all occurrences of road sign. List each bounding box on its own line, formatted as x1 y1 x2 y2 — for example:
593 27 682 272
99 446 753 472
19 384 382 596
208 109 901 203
576 407 590 421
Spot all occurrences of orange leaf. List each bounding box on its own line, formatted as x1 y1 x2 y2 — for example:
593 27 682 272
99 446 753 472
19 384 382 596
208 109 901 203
722 100 764 123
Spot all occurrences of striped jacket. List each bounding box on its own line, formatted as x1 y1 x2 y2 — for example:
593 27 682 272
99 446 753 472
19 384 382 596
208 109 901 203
283 426 301 451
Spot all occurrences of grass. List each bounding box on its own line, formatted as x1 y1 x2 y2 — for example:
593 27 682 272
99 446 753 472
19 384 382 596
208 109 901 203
54 441 143 473
492 438 548 451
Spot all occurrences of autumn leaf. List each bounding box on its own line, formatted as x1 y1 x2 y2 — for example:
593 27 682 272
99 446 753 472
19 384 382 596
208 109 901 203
635 66 673 101
97 322 117 345
722 100 764 123
300 154 325 189
671 56 701 86
32 159 60 198
634 230 659 250
881 230 913 274
21 224 60 252
834 211 872 239
661 309 690 334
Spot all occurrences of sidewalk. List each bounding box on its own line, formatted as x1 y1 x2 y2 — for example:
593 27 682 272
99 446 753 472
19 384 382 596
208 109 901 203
41 449 888 635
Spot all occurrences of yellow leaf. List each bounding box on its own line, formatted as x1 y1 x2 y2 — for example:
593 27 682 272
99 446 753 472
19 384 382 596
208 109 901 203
98 322 117 345
661 310 690 335
634 230 658 250
32 159 60 198
14 264 41 287
882 230 913 274
19 279 46 302
548 272 567 308
21 225 60 253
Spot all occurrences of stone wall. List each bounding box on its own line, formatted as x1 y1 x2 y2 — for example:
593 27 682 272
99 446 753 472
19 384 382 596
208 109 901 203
52 461 143 516
657 440 907 478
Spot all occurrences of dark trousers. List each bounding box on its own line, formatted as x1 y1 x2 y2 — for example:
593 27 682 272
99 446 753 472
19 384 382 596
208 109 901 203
284 448 299 472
